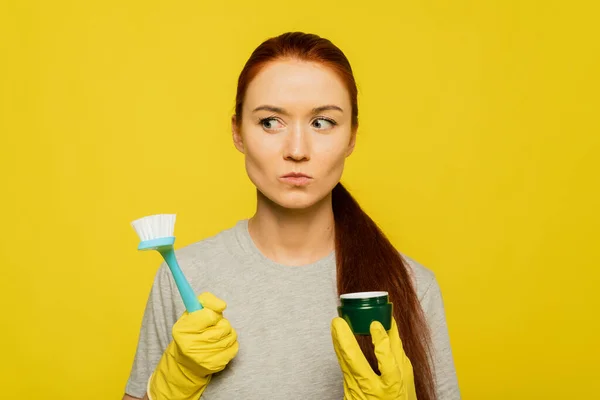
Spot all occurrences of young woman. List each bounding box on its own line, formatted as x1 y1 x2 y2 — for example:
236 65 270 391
123 32 460 400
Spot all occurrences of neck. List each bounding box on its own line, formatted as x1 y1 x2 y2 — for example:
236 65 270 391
248 190 335 266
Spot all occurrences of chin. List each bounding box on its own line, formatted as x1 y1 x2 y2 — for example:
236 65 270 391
265 190 329 211
276 194 320 210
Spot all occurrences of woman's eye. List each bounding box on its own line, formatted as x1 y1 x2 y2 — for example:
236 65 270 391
260 118 284 130
312 118 336 130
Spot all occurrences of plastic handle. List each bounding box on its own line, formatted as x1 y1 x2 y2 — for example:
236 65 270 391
159 248 203 312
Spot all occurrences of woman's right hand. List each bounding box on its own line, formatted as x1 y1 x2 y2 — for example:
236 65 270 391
148 292 239 400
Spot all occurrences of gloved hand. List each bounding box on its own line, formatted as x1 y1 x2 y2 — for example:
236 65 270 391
331 317 417 400
148 292 239 400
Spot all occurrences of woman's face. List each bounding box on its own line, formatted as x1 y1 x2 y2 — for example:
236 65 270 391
232 59 356 210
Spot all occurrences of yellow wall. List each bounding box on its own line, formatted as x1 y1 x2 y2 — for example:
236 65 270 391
1 1 598 398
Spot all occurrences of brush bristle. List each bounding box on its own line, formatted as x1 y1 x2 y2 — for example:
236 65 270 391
131 214 176 242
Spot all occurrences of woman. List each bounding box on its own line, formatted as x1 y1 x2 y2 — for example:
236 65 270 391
123 32 460 400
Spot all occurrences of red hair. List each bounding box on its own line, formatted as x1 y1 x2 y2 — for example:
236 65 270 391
234 32 436 400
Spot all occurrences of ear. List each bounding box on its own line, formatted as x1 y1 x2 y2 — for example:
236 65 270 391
345 127 357 157
231 115 245 154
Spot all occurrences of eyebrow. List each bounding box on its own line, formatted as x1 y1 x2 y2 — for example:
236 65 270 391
252 105 344 115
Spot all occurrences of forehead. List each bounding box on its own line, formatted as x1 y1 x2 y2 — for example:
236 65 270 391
244 59 351 111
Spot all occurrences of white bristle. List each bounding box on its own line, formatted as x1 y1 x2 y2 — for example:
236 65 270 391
131 214 176 242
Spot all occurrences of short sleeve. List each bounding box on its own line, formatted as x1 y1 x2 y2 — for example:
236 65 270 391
125 265 178 398
419 275 461 400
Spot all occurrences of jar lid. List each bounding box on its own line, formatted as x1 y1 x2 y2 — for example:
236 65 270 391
340 291 388 299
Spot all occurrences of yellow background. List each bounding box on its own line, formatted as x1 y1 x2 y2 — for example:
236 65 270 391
1 1 598 398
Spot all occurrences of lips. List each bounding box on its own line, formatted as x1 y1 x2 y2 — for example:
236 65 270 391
280 172 313 186
282 172 311 178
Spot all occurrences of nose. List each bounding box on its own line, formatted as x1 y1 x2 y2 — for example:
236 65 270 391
283 123 310 162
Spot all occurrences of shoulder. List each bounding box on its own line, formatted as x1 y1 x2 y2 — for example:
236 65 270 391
400 253 438 302
173 221 242 267
155 220 246 290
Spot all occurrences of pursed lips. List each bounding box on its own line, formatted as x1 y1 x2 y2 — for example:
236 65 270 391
279 172 313 185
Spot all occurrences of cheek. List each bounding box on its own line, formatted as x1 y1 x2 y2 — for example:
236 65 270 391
242 134 279 181
314 139 350 173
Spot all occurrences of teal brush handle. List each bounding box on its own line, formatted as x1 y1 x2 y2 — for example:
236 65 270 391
138 237 203 313
159 247 203 313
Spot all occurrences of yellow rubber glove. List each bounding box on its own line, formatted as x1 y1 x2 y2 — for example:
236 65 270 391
331 317 417 400
148 292 239 400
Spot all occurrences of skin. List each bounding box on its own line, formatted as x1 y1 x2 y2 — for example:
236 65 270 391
232 59 357 266
123 58 357 399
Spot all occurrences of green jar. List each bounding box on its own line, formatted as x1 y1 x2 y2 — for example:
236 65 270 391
337 291 393 335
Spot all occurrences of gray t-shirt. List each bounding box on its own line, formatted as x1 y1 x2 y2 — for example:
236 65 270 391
125 220 460 399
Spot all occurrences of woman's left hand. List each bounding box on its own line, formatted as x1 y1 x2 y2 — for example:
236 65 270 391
331 317 417 400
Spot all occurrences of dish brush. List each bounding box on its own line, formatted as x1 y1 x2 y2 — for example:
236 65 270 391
131 214 202 312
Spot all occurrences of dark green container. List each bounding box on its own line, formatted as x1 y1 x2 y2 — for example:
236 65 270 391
337 291 393 335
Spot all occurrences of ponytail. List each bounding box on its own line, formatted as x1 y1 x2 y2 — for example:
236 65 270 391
332 182 437 400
